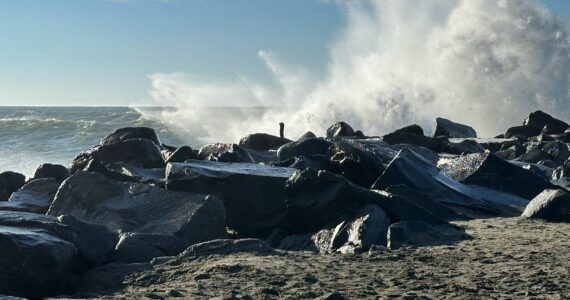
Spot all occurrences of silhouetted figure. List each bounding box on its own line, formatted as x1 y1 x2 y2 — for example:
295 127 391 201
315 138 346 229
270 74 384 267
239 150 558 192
279 122 285 138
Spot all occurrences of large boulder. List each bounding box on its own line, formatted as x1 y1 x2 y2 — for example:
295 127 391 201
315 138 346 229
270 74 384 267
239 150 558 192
48 171 226 246
460 153 556 200
0 226 80 298
326 122 355 139
239 133 291 151
33 163 70 183
277 204 391 253
523 110 569 134
373 149 524 217
166 160 295 238
101 127 160 146
0 172 25 201
277 138 333 161
387 221 469 249
392 124 424 136
326 141 385 187
70 138 165 173
283 169 445 234
521 189 570 222
198 143 254 163
505 125 542 138
165 145 196 163
0 211 117 267
0 178 59 213
382 132 448 153
433 118 477 138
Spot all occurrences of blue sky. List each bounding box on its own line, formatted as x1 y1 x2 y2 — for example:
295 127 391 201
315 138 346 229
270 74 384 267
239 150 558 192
0 0 568 106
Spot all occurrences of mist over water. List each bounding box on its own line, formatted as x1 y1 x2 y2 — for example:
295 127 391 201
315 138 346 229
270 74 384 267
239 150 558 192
141 0 570 142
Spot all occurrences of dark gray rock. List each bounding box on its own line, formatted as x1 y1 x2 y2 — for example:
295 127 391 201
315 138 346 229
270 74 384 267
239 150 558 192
166 160 295 238
113 233 187 263
284 169 445 234
33 163 70 183
70 138 165 173
521 189 570 222
505 125 542 138
446 139 485 155
0 178 59 213
277 204 391 253
273 154 329 171
48 171 226 245
326 122 355 139
239 133 291 151
277 138 333 161
386 185 465 221
383 132 448 153
107 161 166 186
387 221 469 249
0 225 80 298
523 110 569 134
298 131 317 140
165 145 196 163
83 159 139 183
393 124 424 136
329 204 391 253
101 127 160 146
0 172 25 201
433 117 477 138
198 143 255 163
326 141 385 187
373 149 522 217
389 144 439 165
0 211 115 267
343 138 398 164
58 215 119 267
461 153 556 199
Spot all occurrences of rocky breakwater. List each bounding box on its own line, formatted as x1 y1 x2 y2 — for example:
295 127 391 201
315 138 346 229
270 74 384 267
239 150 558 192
0 111 569 299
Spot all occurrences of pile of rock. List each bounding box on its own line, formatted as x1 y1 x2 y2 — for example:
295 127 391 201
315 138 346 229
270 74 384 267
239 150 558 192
0 111 569 298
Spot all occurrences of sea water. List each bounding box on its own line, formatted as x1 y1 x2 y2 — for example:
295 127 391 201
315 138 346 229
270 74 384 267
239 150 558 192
0 107 200 177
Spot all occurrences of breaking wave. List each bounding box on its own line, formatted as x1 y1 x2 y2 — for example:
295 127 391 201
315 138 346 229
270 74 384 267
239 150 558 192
141 0 570 142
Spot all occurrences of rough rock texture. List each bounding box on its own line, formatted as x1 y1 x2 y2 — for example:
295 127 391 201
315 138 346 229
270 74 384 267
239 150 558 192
48 171 226 246
326 122 355 139
461 153 556 199
0 225 80 298
198 143 255 163
0 172 26 201
70 138 165 172
372 149 515 217
166 160 295 238
101 127 160 146
326 141 385 187
33 163 70 183
522 189 570 222
112 233 187 263
165 146 196 163
0 178 59 213
433 118 477 138
392 124 424 136
239 133 291 151
523 110 569 134
277 138 333 161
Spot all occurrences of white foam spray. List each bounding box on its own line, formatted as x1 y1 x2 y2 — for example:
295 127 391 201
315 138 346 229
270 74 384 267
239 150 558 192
140 0 570 144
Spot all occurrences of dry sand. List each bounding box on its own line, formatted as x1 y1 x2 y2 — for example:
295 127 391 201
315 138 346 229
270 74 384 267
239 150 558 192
76 217 570 300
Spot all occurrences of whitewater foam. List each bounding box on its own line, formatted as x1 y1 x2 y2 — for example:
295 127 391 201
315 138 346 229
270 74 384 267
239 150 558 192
140 0 570 143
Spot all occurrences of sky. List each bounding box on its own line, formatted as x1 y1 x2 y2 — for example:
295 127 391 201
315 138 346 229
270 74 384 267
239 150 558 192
0 0 568 106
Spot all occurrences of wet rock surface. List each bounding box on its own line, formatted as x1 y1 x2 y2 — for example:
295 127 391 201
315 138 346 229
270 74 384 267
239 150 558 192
1 111 570 298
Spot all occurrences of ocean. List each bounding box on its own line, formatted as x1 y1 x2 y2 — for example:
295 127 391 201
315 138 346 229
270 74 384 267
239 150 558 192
0 107 199 177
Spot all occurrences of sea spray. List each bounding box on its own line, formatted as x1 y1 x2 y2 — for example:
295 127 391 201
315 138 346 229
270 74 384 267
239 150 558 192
142 0 570 143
